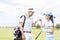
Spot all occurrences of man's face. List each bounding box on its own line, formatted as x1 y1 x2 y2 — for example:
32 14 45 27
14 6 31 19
28 11 34 17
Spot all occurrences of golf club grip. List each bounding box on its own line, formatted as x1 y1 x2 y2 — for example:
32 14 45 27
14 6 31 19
35 31 42 40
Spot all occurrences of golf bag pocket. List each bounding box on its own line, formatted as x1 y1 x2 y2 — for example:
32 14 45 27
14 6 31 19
13 27 22 40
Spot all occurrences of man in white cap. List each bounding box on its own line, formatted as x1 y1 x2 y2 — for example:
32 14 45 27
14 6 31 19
19 8 35 40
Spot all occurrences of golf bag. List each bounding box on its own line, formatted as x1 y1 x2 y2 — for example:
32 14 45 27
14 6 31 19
13 15 26 40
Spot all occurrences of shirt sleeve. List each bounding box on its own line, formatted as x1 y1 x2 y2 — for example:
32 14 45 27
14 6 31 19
33 20 35 23
32 18 36 23
19 16 24 22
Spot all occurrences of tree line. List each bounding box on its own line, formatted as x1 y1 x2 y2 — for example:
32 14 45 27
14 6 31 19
35 24 60 29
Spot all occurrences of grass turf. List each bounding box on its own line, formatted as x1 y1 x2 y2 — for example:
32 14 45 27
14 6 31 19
0 27 60 40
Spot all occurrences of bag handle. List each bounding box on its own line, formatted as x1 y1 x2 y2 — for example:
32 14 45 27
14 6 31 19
20 15 26 27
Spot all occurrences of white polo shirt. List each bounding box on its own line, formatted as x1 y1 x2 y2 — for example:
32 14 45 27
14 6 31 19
20 15 33 32
44 20 53 34
45 20 53 30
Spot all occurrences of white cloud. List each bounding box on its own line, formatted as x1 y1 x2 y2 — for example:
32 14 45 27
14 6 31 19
0 0 60 26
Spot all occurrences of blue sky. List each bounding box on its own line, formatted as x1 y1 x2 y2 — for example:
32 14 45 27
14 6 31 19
0 0 60 26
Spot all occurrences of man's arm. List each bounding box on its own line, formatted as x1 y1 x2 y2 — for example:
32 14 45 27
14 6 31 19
19 16 26 40
19 22 24 34
32 23 35 27
32 20 39 27
19 16 25 35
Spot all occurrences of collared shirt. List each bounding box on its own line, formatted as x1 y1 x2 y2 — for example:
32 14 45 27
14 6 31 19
20 15 33 32
45 20 53 29
44 20 54 35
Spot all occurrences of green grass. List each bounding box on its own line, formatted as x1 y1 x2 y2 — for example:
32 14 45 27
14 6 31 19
32 27 60 40
0 27 60 40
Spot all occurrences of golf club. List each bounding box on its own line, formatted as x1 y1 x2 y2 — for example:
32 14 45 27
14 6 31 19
35 30 42 40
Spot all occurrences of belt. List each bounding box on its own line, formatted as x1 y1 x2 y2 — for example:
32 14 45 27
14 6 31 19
23 31 31 33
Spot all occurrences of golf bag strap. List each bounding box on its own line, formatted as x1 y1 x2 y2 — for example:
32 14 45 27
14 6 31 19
20 15 26 27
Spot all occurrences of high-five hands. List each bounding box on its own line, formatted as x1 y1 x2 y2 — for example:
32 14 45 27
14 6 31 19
38 19 45 32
